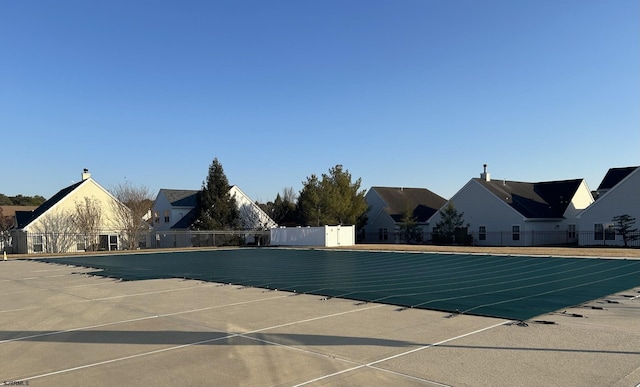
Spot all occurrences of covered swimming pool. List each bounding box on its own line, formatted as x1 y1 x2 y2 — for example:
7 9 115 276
36 248 640 321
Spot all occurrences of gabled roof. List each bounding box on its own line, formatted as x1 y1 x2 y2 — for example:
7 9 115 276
474 178 584 219
170 208 198 229
370 186 446 223
0 205 38 218
158 189 199 207
15 180 86 228
597 166 639 191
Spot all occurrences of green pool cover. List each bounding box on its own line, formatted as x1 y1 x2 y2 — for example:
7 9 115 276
36 248 640 321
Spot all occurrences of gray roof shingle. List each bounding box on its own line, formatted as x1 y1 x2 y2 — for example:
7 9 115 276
15 180 85 229
159 189 199 207
475 178 584 219
371 187 446 223
597 166 639 191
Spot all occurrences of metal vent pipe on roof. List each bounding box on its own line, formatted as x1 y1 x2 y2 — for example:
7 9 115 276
481 164 491 181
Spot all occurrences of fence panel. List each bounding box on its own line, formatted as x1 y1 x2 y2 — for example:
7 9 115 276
359 229 640 248
9 228 640 254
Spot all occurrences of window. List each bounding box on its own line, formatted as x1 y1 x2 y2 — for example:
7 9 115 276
478 226 486 241
567 224 576 239
154 212 159 223
164 210 170 223
33 235 43 252
76 235 86 251
512 225 520 241
595 223 616 241
378 228 388 241
109 235 118 251
594 223 603 240
605 224 615 240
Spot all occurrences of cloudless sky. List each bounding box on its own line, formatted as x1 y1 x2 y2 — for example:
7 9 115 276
2 0 638 203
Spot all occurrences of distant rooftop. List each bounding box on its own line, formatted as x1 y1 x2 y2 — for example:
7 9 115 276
597 166 639 191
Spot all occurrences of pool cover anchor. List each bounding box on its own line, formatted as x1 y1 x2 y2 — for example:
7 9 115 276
445 309 461 318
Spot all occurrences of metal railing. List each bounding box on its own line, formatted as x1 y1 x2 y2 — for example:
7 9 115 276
8 228 640 254
359 230 640 248
8 230 272 254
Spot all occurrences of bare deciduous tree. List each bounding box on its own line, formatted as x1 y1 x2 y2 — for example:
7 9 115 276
32 210 77 253
0 207 14 252
111 182 153 250
73 196 103 251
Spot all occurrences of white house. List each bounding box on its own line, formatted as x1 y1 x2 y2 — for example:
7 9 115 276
231 186 278 230
577 166 640 246
0 205 37 253
151 186 277 232
363 186 447 243
427 165 594 246
150 186 277 248
151 189 200 232
11 170 131 254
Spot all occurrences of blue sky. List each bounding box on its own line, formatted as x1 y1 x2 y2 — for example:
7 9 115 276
2 1 638 203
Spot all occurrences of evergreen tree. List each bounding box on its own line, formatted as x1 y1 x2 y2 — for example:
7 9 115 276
267 191 297 225
434 202 466 244
0 194 46 206
398 206 421 243
297 174 325 226
0 194 11 206
297 165 368 227
192 158 239 230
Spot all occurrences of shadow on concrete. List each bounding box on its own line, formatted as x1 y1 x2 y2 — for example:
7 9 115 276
436 343 640 356
1 330 422 348
3 330 639 356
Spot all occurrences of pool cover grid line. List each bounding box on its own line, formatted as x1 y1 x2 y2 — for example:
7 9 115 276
36 248 640 321
309 258 596 297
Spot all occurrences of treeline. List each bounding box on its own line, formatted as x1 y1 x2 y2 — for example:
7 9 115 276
0 194 46 206
192 158 368 230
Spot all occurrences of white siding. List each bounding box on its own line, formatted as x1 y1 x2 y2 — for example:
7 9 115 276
363 188 399 243
151 192 172 231
428 180 525 246
20 178 126 253
578 168 640 246
25 179 123 233
150 192 198 232
428 179 594 247
230 186 277 230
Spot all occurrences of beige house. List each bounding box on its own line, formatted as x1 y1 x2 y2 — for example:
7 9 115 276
12 170 132 254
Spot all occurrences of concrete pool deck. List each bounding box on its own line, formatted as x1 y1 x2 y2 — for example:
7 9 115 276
1 252 639 386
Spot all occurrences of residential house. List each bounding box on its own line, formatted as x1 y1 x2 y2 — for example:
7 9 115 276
151 186 277 247
11 170 132 254
363 186 447 243
0 205 38 253
152 189 199 232
577 166 640 246
427 165 594 246
232 186 278 230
